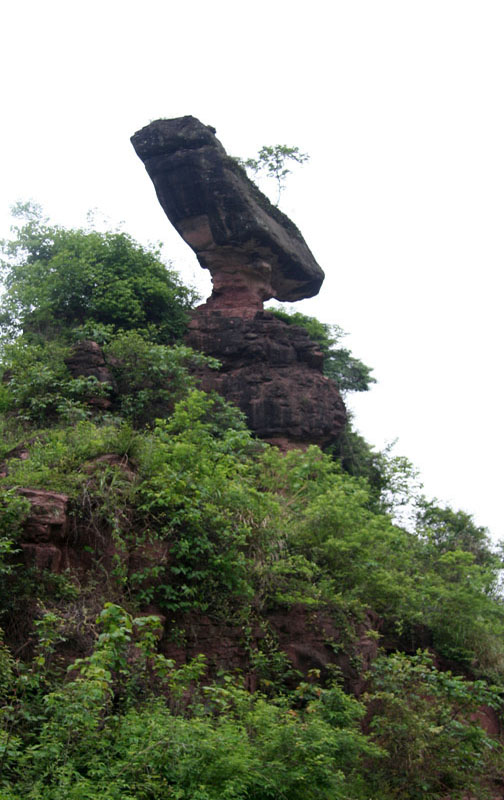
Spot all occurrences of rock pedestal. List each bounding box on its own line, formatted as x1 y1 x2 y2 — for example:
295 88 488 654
185 311 346 448
132 116 346 446
131 116 324 317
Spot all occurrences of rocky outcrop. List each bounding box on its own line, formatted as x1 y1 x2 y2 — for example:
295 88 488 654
131 116 324 317
16 456 137 575
18 489 70 572
65 340 116 409
132 115 345 447
160 605 379 695
186 311 346 448
65 340 114 385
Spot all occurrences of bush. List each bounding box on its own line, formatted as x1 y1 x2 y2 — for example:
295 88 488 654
365 650 503 799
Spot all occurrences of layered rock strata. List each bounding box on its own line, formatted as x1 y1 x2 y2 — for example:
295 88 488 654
131 116 346 446
131 116 324 317
185 311 346 448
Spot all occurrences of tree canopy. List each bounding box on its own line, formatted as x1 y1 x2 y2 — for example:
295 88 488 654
0 203 196 344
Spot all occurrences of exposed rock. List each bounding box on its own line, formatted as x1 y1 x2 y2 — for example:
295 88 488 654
266 606 380 696
131 116 345 446
65 340 114 384
84 453 136 481
18 489 69 544
18 489 70 572
21 543 63 572
471 705 502 736
65 339 116 409
185 311 346 447
0 440 33 478
131 116 325 317
159 604 379 695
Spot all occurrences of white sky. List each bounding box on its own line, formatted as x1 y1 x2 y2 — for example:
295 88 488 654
1 0 503 538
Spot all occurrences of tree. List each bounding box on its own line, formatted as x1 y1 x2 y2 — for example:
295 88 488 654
0 203 196 344
416 499 499 568
237 145 309 205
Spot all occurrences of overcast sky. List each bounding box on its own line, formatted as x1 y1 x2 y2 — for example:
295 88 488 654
1 1 503 538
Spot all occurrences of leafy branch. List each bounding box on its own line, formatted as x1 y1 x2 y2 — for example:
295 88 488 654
237 144 309 205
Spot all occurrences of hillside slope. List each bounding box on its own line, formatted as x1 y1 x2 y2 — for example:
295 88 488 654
0 182 503 797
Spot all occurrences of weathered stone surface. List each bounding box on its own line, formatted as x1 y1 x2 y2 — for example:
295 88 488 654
159 605 379 695
65 339 116 409
185 311 346 447
131 116 325 317
18 489 69 544
65 340 114 385
266 606 380 696
17 489 70 573
21 543 63 572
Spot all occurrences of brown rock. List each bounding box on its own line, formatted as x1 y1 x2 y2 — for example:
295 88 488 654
18 489 69 544
131 116 345 447
160 614 248 676
84 453 136 481
158 604 379 695
131 116 325 317
185 311 346 447
65 340 114 384
21 543 63 572
267 606 379 695
471 704 502 736
65 340 116 408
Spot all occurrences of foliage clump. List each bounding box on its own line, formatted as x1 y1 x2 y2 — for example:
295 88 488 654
0 202 195 344
237 144 309 205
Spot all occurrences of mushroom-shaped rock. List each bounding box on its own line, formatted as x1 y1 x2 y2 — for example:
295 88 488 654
131 116 325 317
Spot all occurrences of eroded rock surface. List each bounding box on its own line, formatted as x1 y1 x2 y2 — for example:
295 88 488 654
131 116 324 317
65 339 116 409
160 605 380 695
18 489 69 572
185 311 346 448
132 115 345 446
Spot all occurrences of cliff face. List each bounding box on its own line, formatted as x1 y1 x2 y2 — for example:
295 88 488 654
131 116 346 447
185 311 346 449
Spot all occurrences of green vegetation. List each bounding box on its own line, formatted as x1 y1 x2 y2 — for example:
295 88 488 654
237 144 309 205
0 202 195 344
0 207 503 799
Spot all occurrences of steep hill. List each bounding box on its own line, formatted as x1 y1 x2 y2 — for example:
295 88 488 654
0 122 503 799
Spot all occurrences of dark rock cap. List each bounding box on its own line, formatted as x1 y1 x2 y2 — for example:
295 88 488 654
131 116 325 315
